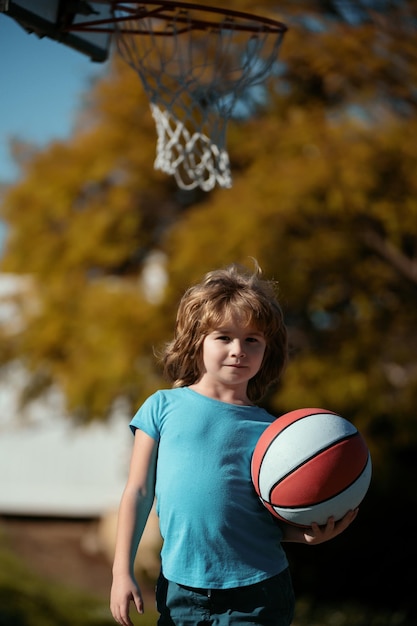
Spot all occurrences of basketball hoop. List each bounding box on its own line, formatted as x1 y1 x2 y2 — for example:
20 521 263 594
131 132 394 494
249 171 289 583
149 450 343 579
68 1 288 191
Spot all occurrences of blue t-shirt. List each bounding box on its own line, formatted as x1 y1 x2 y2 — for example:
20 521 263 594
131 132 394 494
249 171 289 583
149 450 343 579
130 387 288 589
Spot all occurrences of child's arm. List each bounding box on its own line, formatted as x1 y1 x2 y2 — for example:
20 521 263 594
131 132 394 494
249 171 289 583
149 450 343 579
110 429 158 626
281 508 358 545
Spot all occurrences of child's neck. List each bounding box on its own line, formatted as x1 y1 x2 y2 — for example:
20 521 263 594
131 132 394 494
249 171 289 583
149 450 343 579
189 382 255 406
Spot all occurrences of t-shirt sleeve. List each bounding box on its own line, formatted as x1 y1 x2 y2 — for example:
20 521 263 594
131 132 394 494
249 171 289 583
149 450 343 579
129 391 162 441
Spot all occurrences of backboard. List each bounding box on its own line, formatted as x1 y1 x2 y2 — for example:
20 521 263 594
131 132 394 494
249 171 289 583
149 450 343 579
0 0 112 62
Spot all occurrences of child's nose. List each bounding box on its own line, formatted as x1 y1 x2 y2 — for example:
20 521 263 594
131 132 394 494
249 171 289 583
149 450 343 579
231 340 245 357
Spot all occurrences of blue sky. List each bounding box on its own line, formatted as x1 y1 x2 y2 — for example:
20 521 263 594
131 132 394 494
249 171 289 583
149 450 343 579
0 13 109 184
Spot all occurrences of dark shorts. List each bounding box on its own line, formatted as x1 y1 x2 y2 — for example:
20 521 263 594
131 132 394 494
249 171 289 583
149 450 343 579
155 569 295 626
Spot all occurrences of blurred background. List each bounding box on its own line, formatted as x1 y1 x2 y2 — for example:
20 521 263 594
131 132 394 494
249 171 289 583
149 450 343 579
1 1 416 625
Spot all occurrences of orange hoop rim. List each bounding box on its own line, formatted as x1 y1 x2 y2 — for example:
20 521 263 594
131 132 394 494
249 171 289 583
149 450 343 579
67 0 288 35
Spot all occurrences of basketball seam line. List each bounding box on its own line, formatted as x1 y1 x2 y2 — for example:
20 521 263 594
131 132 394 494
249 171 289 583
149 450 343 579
266 452 371 508
260 430 360 488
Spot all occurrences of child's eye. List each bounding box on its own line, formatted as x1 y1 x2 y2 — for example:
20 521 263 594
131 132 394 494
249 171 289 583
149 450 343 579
217 335 230 341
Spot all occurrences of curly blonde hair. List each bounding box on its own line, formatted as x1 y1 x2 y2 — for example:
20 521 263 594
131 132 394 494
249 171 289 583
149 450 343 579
161 263 288 402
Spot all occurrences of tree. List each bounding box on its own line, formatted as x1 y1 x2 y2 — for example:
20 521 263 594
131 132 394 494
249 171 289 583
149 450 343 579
1 2 416 616
0 56 180 419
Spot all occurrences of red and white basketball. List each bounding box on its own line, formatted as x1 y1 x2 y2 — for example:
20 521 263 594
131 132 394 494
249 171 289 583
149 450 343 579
251 408 372 527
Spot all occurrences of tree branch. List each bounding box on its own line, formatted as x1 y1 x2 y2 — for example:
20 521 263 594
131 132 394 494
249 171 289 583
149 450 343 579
361 229 417 284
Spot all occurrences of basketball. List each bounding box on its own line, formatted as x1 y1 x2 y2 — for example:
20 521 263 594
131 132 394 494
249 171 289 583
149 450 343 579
251 408 372 527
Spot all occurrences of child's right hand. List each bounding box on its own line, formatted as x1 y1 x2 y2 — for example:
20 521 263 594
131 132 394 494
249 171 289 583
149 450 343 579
110 573 144 626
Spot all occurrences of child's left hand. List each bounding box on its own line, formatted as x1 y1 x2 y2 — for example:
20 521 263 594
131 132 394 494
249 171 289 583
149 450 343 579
303 508 359 545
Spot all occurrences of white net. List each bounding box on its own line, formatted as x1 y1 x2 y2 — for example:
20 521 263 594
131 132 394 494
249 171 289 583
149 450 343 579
150 104 231 191
113 2 287 191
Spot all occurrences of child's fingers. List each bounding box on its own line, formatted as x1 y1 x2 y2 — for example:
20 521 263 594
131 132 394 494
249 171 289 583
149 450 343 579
133 590 144 615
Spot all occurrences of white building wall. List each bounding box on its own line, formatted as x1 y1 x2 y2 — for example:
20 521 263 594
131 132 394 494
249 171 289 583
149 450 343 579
0 362 132 517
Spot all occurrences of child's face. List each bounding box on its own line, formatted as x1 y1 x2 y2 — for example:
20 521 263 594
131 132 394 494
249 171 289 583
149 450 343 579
200 316 267 390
